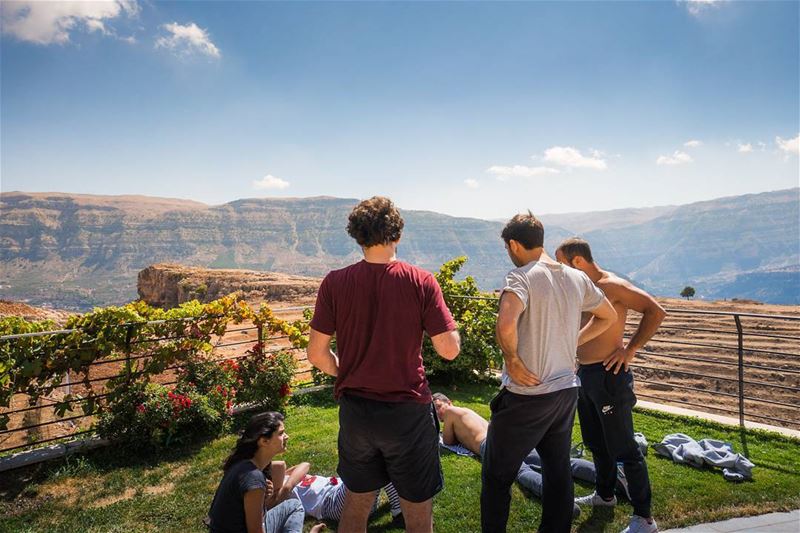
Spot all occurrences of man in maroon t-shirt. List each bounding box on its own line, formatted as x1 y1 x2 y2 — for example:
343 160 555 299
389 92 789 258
307 196 460 533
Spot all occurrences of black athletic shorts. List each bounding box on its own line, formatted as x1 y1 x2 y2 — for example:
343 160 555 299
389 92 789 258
337 393 443 503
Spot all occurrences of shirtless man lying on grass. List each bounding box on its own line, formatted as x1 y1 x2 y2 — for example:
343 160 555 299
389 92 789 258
433 393 628 519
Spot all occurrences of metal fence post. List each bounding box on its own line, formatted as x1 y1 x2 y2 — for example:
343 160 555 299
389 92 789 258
124 323 134 383
733 314 745 428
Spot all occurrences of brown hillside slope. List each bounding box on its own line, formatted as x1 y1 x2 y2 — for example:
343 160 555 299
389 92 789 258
631 298 800 429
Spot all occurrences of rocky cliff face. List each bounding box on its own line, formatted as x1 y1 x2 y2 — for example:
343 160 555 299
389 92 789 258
0 192 513 310
137 264 320 308
1 188 797 308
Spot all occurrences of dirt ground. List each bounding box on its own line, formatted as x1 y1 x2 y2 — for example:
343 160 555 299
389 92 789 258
2 296 798 453
631 298 800 429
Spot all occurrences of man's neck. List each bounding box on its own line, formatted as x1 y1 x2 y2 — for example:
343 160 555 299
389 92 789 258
519 247 556 266
583 262 604 283
362 243 397 264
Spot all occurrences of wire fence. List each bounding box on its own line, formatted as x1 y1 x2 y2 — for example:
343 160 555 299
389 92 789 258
449 295 800 429
2 298 799 456
0 306 314 455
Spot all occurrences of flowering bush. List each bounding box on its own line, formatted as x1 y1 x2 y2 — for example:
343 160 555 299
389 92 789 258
97 381 229 449
178 355 240 400
236 343 297 412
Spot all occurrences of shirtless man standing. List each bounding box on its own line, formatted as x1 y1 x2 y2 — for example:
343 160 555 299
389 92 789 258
556 238 666 533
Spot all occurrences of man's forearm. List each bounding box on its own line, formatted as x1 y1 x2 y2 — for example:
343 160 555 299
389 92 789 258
310 349 339 377
577 316 613 346
496 326 520 364
626 308 666 353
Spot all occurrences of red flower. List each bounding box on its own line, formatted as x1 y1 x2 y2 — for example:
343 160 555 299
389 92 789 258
279 383 292 397
135 404 146 413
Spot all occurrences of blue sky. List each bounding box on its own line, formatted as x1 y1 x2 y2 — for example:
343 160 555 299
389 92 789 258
1 0 798 219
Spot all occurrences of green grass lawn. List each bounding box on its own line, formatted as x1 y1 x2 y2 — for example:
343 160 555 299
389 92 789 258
1 381 799 532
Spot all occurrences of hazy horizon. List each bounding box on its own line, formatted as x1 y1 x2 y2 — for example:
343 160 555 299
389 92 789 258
3 185 797 222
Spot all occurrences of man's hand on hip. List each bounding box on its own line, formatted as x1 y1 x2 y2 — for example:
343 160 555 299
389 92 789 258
602 346 635 374
506 357 540 387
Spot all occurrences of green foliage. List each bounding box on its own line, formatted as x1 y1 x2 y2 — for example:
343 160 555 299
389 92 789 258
303 308 336 386
0 316 58 429
423 257 502 383
681 285 696 299
235 345 297 411
96 381 229 449
0 294 305 440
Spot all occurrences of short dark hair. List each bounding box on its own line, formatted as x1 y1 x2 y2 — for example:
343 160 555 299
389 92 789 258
432 392 451 403
501 211 544 250
557 237 594 263
347 196 404 247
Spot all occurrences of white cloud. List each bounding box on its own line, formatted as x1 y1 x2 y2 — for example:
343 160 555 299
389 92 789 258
542 146 607 170
776 134 800 155
656 151 694 166
737 143 753 153
252 174 290 190
684 139 703 148
464 179 479 189
155 22 220 58
486 165 560 178
0 0 138 44
680 0 725 16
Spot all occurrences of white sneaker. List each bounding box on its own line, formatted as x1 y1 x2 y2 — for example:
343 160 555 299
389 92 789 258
621 515 658 533
574 492 617 507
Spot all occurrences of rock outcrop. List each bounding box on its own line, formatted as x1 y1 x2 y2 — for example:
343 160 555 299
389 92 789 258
137 264 321 309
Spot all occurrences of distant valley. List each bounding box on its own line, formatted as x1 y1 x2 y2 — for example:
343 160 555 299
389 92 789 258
0 188 797 310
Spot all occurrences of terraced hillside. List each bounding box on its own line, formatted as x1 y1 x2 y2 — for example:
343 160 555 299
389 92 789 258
630 298 800 429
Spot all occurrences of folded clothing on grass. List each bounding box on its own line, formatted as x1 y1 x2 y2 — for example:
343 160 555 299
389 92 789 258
653 433 754 481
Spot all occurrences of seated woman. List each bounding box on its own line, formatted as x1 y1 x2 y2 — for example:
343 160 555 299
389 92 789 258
206 411 324 533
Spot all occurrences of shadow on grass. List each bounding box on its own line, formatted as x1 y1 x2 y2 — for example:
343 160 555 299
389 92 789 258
738 426 750 458
575 505 616 532
290 389 337 408
0 436 214 503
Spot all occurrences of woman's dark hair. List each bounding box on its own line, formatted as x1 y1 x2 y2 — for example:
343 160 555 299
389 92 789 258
222 412 284 472
346 196 404 247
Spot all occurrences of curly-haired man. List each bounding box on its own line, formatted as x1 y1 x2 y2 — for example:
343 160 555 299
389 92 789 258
307 196 461 533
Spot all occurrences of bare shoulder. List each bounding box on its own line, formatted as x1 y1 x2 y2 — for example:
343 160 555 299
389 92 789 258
597 271 635 294
450 405 474 418
599 270 662 312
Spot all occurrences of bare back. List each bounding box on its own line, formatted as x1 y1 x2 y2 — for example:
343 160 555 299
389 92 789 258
441 406 489 455
577 271 629 364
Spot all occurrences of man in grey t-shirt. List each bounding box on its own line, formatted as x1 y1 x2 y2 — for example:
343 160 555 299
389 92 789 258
480 212 616 533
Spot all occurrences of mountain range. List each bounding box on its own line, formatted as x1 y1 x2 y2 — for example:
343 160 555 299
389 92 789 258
0 188 797 310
